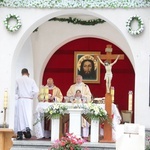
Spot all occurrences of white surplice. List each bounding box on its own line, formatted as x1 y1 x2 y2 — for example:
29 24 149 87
14 75 39 133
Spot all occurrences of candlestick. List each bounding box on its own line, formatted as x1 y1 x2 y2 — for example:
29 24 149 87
0 108 8 128
3 107 7 128
111 86 115 103
128 91 133 111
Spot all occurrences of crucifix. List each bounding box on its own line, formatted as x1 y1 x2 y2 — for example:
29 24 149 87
97 44 124 142
97 44 124 93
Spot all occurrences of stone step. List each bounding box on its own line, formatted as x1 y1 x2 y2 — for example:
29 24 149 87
11 140 116 150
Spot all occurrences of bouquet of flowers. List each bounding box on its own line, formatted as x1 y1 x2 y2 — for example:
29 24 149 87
49 133 88 150
45 103 68 119
82 103 108 122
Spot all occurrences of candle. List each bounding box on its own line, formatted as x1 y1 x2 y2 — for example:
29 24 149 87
111 86 115 103
128 91 133 111
3 90 8 108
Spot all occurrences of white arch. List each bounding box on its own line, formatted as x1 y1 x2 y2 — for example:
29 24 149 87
10 9 134 128
12 9 134 75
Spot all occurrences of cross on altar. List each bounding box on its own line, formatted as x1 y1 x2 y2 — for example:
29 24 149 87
99 45 124 143
100 44 124 63
96 45 124 93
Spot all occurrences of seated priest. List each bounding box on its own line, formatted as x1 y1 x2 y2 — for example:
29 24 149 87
39 78 63 138
67 75 92 102
67 75 92 140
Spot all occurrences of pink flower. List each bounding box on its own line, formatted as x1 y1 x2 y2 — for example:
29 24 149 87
50 133 87 150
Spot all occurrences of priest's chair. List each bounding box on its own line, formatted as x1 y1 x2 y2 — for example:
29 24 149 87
121 110 133 123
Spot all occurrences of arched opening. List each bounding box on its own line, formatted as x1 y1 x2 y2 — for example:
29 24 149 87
43 37 135 120
10 10 135 128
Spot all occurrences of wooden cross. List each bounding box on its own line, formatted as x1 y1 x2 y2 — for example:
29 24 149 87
100 45 124 143
100 44 124 63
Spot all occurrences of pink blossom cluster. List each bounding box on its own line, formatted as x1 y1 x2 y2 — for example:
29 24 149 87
50 133 88 150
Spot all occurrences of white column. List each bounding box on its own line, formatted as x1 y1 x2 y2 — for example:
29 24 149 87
51 118 60 141
90 119 100 142
68 109 82 137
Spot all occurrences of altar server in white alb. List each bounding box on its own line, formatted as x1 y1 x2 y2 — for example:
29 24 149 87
15 68 39 140
67 75 92 140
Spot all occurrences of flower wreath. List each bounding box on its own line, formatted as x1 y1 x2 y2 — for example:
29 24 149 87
3 14 22 32
126 15 144 35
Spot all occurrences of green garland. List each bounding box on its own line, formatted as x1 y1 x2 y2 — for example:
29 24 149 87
49 17 105 25
33 17 105 32
126 15 144 35
3 14 22 32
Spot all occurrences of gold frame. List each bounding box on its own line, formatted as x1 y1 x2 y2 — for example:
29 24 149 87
74 51 100 83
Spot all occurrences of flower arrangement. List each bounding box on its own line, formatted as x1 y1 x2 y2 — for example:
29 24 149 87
82 103 108 122
49 133 87 150
3 14 22 32
126 15 144 36
45 103 68 119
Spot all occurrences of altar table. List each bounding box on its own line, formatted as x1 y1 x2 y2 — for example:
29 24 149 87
34 102 121 141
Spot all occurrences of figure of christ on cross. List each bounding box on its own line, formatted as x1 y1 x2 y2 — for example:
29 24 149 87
95 45 124 93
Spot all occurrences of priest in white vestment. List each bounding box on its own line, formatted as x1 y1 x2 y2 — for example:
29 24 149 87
67 75 92 140
14 68 39 140
67 75 92 102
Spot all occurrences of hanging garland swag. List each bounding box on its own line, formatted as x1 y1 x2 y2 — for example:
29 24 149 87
49 17 106 25
3 14 22 32
33 17 106 32
126 15 144 35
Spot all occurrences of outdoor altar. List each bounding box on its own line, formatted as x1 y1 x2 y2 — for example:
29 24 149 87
34 102 121 142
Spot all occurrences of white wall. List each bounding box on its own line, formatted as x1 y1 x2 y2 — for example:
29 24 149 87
15 37 34 78
0 8 150 129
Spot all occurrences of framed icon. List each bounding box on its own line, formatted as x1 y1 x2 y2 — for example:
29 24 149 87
74 51 100 83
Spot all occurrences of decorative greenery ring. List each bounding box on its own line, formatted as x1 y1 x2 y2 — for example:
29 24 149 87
126 15 144 35
3 14 22 32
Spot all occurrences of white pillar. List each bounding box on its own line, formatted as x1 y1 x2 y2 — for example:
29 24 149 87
51 118 60 141
90 119 100 142
68 109 82 137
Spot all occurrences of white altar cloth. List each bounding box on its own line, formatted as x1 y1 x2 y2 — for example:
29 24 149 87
34 102 121 140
